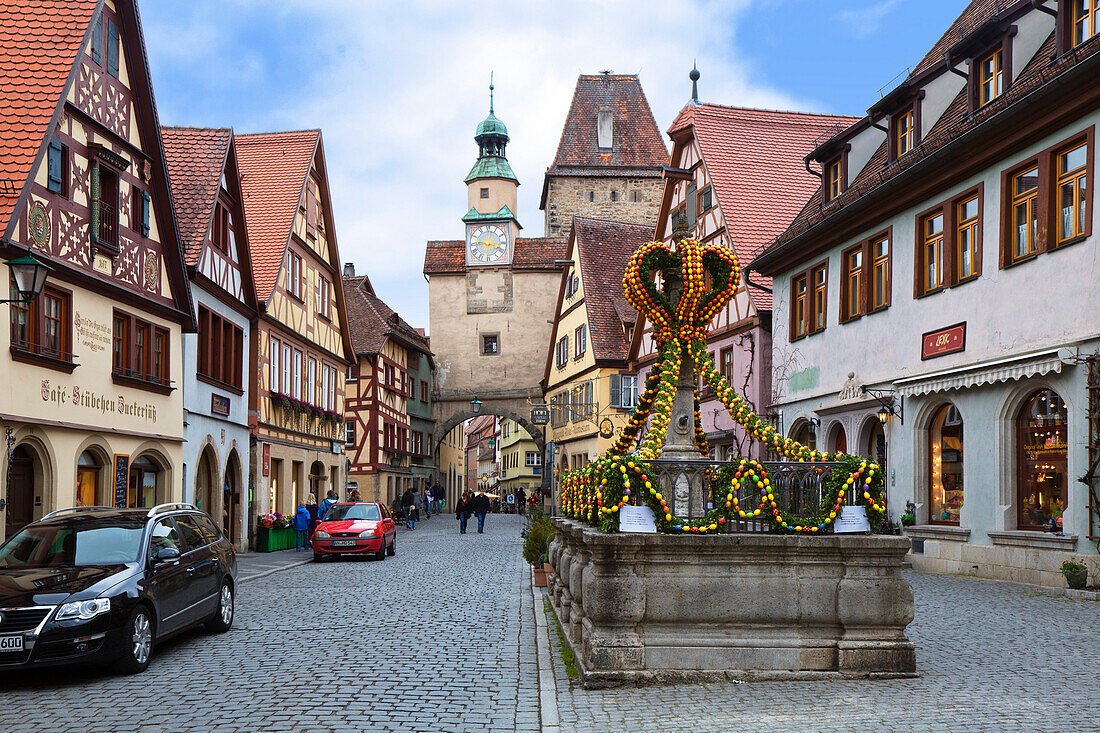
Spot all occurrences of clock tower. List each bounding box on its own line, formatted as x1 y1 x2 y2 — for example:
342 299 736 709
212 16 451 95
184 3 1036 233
464 81 521 267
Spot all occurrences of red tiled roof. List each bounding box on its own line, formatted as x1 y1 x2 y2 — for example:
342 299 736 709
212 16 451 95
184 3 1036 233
573 217 649 362
548 74 667 171
160 127 230 267
910 0 1009 78
423 238 567 275
669 104 860 310
0 1 99 230
342 275 429 357
235 130 319 300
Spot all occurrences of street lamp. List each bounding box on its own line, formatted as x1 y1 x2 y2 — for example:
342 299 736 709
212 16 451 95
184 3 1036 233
861 386 904 424
470 396 482 415
2 251 50 304
878 406 891 424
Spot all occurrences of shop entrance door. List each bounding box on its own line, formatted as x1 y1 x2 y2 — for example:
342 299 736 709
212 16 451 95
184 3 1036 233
6 447 35 539
225 451 241 546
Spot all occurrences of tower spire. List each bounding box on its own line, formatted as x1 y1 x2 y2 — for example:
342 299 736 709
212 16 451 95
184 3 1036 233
690 61 700 105
489 71 495 114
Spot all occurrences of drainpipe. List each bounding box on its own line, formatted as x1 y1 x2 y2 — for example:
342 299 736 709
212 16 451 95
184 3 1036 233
741 266 772 294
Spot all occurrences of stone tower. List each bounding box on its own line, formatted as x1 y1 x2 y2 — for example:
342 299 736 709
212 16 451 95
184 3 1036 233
540 73 669 239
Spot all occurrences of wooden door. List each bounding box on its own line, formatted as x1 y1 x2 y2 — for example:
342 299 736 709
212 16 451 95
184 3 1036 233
5 447 35 538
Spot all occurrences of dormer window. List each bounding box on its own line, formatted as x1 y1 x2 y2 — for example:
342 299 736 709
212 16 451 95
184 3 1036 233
894 108 914 158
597 110 613 150
1072 0 1098 46
825 159 842 202
978 49 1003 106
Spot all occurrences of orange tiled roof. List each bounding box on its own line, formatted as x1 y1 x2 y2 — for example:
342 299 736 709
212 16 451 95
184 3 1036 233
668 104 860 310
573 217 649 362
910 0 1009 78
235 130 319 301
548 74 668 172
160 127 230 267
0 0 99 229
342 274 429 357
423 238 567 275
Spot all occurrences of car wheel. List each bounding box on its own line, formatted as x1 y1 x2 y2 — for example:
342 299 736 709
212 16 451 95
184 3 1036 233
115 605 154 674
386 535 396 556
375 539 386 560
206 580 234 633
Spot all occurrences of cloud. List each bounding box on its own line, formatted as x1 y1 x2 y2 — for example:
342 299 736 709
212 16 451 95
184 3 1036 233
141 0 812 331
834 0 901 40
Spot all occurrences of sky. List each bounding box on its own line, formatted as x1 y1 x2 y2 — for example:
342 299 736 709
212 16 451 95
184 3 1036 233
141 0 968 332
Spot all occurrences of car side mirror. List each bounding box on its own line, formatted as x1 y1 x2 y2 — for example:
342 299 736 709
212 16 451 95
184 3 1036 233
153 547 180 564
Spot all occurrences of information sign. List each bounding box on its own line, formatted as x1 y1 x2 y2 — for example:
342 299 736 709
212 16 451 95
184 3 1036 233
618 505 658 534
833 505 871 533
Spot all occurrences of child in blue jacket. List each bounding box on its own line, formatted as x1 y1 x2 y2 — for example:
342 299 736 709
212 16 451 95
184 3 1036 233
293 502 311 551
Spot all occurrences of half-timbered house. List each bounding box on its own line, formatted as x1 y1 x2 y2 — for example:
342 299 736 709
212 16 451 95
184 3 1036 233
0 0 195 540
163 126 257 549
627 101 857 461
342 272 433 506
236 130 354 530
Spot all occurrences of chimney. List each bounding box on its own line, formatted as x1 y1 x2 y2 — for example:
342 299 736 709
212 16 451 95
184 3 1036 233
343 262 355 277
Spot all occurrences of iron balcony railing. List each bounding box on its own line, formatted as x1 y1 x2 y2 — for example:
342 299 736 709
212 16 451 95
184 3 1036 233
647 459 847 532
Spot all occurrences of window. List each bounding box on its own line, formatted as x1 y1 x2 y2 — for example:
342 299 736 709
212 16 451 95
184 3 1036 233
308 357 317 405
317 276 331 318
10 283 72 364
526 451 542 467
281 343 292 395
212 202 230 252
1010 165 1039 262
1017 389 1068 531
47 139 68 197
610 373 637 410
420 380 429 402
978 49 1003 106
956 196 980 281
288 252 303 299
131 187 150 237
1057 142 1088 244
565 274 579 298
481 333 499 355
94 164 120 250
571 380 594 422
894 108 914 158
198 306 244 389
826 159 842 202
1072 0 1098 47
555 336 568 369
686 183 697 223
597 110 613 149
306 178 319 239
112 310 170 389
921 212 944 293
720 348 733 384
841 246 863 321
631 190 641 203
789 261 827 339
105 18 119 77
610 190 618 202
871 235 890 311
269 336 280 393
550 392 569 427
698 186 712 214
574 325 586 358
292 350 302 399
480 187 489 199
588 191 594 202
929 403 963 525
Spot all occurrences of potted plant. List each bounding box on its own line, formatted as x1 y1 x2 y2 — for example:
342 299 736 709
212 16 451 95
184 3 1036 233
256 512 298 552
900 512 916 526
522 510 554 587
533 553 549 588
1061 558 1089 590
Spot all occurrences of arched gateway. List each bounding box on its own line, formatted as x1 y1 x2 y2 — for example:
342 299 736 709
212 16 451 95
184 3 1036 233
433 396 545 455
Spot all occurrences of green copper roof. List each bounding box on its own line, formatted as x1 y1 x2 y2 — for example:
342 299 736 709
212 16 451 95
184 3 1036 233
465 156 518 183
476 111 508 138
462 205 522 229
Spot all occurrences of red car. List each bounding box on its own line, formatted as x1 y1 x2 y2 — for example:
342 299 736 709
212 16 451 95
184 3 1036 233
311 502 396 562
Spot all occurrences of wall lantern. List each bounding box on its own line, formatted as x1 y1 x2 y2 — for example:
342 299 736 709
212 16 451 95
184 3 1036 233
3 251 50 304
862 386 904 424
470 396 483 415
808 417 821 435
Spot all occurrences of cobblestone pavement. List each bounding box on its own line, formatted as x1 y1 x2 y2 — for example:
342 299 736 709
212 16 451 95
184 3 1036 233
0 514 539 733
236 547 312 581
546 571 1100 732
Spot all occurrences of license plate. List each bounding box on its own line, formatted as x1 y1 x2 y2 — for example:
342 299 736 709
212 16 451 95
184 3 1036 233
332 539 357 547
0 635 23 652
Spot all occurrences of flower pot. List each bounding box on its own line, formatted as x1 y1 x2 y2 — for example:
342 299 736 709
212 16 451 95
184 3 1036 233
256 526 297 552
533 567 548 588
1063 567 1088 590
543 562 554 577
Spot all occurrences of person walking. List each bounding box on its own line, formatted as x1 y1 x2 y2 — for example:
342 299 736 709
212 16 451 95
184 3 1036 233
293 500 310 551
455 491 472 534
349 487 362 502
401 487 417 530
305 493 319 546
474 490 491 534
317 489 339 522
433 482 444 515
421 485 432 519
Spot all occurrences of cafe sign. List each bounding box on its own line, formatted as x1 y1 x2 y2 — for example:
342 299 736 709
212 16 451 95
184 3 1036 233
921 322 966 361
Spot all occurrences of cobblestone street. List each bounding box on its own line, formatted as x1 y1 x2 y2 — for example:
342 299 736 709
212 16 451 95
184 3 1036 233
0 515 539 733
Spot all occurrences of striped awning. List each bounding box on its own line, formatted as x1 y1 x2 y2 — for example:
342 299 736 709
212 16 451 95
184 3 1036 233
894 350 1067 397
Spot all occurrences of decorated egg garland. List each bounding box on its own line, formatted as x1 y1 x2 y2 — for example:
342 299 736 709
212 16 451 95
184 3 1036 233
559 238 887 535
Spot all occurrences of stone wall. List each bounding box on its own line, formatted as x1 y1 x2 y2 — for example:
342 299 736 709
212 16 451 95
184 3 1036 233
547 517 916 688
543 175 663 238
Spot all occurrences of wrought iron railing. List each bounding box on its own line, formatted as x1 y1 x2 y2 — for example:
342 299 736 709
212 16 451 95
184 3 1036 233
647 459 846 532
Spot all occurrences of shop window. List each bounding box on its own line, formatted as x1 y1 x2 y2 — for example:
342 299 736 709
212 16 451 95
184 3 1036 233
929 404 964 525
128 455 160 509
76 451 102 507
1017 389 1068 530
1057 142 1088 244
1072 0 1098 47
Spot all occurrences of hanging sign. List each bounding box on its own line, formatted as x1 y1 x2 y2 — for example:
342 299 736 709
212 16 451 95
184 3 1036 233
833 505 871 533
262 443 270 477
113 454 129 508
921 322 966 360
531 407 549 425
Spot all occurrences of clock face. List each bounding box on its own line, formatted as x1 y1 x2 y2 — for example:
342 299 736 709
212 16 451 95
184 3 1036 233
468 224 509 264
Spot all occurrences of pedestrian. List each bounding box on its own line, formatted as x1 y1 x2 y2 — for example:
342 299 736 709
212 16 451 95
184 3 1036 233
474 490 491 534
349 487 362 502
433 482 445 514
421 485 432 519
410 485 422 523
318 489 339 522
455 491 472 534
293 499 310 551
305 493 319 547
516 488 526 516
401 487 416 530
